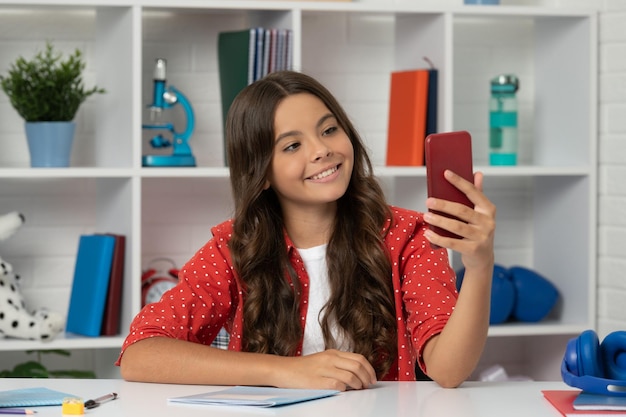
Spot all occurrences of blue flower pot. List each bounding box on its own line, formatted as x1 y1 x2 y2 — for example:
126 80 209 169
25 121 76 167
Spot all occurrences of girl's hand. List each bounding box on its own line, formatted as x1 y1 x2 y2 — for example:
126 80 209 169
279 349 377 391
424 170 496 270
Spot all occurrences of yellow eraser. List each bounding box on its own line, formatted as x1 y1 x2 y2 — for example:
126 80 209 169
62 397 85 415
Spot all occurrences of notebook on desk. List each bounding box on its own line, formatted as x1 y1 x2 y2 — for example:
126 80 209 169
0 387 76 407
168 386 339 408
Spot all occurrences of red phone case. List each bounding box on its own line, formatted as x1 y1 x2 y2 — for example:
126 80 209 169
425 130 474 239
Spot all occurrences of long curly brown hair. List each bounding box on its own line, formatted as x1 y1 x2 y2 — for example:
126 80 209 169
225 71 397 378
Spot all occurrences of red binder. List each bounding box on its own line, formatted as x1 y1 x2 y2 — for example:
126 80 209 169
386 69 430 166
101 234 126 336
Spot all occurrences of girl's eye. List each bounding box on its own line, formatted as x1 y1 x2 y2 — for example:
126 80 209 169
322 126 338 136
284 142 300 152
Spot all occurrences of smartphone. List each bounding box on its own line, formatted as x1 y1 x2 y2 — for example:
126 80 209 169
425 130 474 239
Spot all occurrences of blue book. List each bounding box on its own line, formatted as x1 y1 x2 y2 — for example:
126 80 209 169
66 234 116 337
425 68 438 138
574 391 626 410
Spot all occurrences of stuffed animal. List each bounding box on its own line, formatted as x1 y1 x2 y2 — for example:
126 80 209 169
0 211 64 341
0 211 24 240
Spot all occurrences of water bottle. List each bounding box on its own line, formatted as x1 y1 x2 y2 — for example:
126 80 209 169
489 74 519 165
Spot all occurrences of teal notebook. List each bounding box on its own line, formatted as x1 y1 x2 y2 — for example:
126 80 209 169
217 28 257 136
66 234 116 337
0 387 76 407
168 386 339 408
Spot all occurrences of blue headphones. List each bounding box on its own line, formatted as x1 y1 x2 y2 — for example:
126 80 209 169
562 329 626 395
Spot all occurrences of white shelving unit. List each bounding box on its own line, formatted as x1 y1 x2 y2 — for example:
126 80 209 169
0 1 596 380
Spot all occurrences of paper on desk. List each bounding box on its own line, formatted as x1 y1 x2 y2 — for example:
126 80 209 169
167 386 339 407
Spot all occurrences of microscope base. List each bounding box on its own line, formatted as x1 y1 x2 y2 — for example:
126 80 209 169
142 154 196 167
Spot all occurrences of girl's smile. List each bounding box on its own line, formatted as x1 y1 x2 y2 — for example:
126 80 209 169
307 164 341 182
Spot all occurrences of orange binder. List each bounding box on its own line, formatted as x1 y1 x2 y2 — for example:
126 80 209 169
386 69 430 166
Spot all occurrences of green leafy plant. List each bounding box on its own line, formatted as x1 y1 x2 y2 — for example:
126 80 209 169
0 41 105 122
0 350 96 379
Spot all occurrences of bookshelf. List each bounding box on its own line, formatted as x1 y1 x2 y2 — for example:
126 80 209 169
0 1 596 380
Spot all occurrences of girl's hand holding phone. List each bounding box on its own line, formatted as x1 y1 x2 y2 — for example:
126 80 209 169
424 131 496 266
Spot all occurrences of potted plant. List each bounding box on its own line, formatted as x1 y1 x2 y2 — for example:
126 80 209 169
0 41 105 167
0 350 96 378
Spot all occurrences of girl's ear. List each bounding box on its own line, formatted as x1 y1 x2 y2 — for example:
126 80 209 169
263 180 271 190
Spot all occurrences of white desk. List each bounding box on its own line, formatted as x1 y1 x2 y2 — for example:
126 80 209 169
0 378 572 416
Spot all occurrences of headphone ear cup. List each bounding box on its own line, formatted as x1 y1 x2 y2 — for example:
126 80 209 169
578 329 605 378
564 336 582 376
601 331 626 381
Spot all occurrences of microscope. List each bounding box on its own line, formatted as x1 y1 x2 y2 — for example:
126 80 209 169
142 58 196 167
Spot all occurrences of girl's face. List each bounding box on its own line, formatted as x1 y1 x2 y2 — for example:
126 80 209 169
267 93 354 215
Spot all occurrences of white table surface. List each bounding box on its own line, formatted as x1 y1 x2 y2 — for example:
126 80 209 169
0 378 573 416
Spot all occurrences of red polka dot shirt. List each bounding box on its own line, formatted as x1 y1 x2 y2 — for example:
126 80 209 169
117 206 458 381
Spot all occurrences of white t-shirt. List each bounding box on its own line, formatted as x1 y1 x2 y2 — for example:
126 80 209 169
298 244 350 356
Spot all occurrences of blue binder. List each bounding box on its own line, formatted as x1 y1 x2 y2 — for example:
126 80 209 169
66 234 115 337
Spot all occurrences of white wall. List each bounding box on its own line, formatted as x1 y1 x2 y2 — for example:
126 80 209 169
596 0 626 337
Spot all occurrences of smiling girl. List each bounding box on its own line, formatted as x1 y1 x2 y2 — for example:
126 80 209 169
118 71 496 390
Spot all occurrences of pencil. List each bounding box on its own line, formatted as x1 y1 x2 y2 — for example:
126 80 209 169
0 410 36 415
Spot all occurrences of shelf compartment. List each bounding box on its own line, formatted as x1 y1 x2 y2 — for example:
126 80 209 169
0 5 136 169
452 13 595 168
140 7 296 169
0 177 135 341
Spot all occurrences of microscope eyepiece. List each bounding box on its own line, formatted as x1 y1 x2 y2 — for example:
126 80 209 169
154 58 167 81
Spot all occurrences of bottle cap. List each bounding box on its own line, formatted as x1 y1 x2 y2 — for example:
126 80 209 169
491 74 519 93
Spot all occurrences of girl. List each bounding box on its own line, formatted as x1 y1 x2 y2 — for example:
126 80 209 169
118 71 496 390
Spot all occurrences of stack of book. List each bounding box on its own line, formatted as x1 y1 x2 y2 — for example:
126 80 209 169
66 233 126 337
543 390 626 416
218 27 293 134
386 66 438 166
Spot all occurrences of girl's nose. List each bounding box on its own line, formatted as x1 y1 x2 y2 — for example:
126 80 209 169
312 139 332 161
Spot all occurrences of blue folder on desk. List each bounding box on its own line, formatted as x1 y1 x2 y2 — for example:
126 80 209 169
0 387 76 407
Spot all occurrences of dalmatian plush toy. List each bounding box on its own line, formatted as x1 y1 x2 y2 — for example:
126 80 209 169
0 211 64 341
